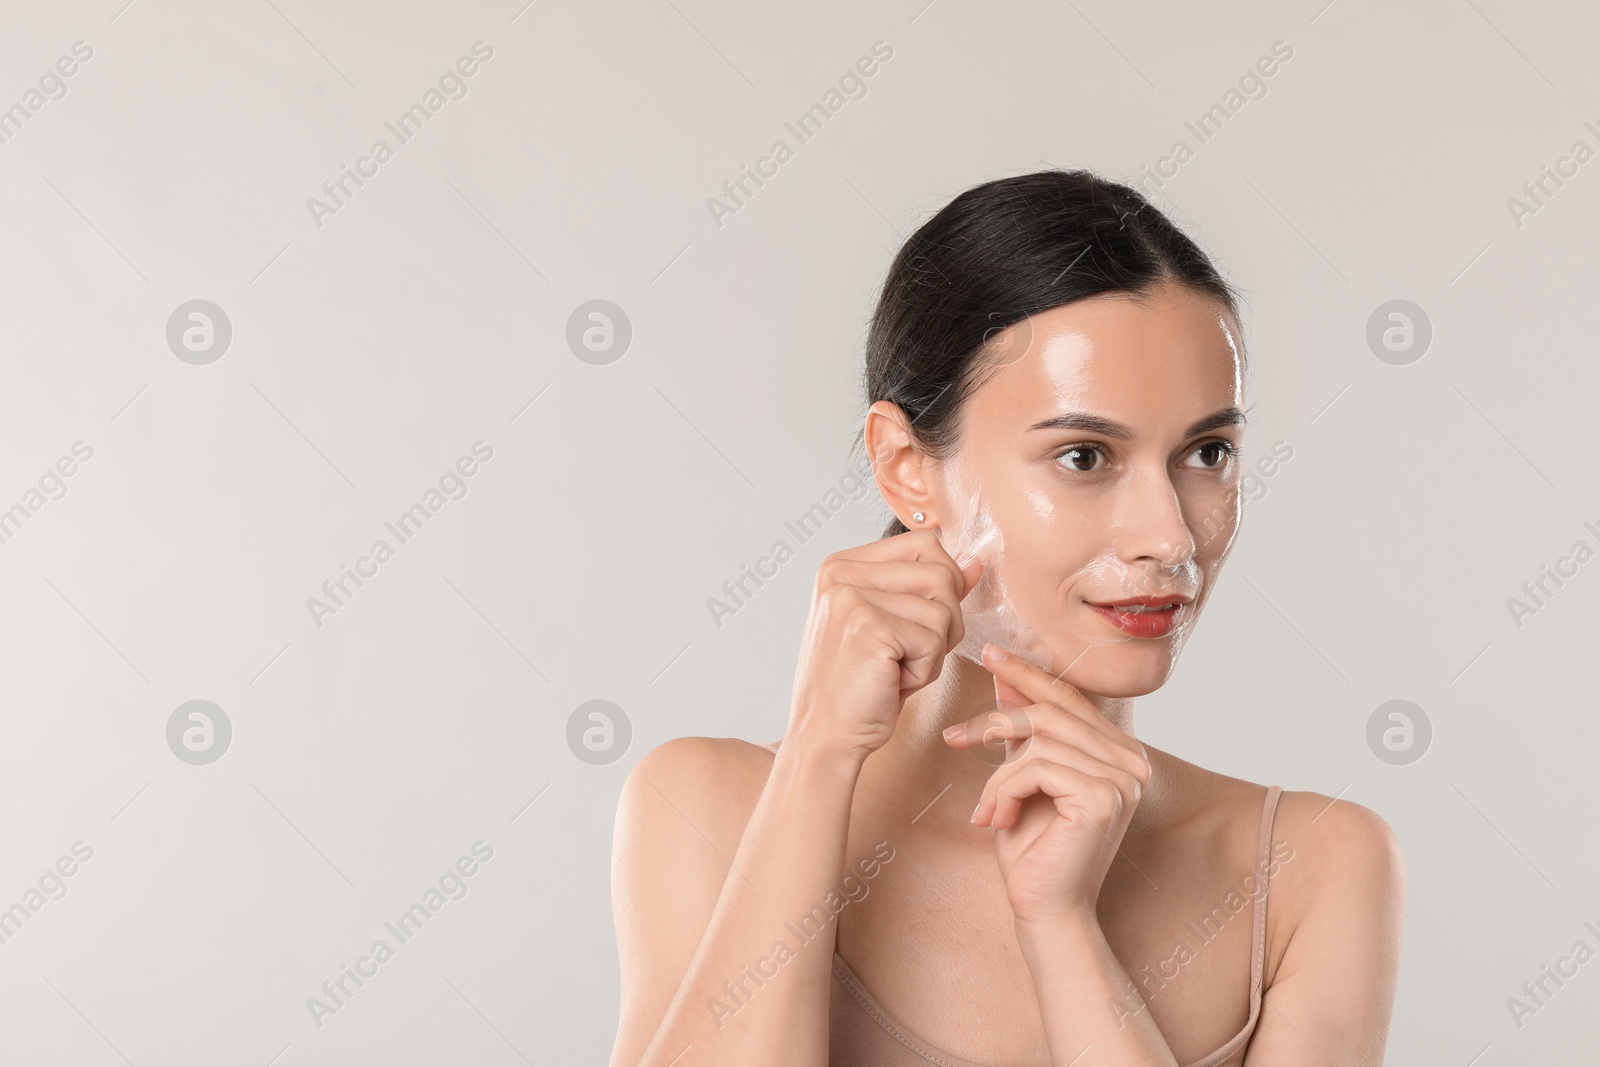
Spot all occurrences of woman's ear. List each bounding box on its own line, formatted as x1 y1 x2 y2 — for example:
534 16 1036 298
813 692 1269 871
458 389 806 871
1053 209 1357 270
864 400 940 529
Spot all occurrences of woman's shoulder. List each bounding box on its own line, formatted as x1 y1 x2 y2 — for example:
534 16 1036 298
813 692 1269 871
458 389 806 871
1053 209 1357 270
1162 754 1405 983
1264 784 1405 929
615 736 782 846
1163 750 1400 856
625 734 782 784
627 733 779 770
1205 764 1402 888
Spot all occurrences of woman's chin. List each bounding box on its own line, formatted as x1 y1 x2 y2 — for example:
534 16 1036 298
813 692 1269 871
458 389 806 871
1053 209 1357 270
1040 636 1178 698
1062 670 1171 700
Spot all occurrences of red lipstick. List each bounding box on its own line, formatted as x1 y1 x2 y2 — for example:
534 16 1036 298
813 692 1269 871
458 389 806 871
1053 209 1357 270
1085 595 1190 639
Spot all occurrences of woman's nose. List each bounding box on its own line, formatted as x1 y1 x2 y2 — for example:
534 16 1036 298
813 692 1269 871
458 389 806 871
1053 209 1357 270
1115 465 1196 570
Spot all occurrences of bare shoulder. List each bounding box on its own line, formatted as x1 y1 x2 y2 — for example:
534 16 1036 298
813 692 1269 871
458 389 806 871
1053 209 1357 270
1245 785 1407 999
1160 752 1403 886
615 736 779 852
1267 788 1406 907
1131 755 1407 1057
1153 754 1405 971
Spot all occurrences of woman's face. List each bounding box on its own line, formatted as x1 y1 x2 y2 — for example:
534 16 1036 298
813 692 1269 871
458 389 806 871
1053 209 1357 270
935 280 1247 698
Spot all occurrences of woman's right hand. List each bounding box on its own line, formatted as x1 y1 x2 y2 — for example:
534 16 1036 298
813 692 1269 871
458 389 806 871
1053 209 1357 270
787 528 984 760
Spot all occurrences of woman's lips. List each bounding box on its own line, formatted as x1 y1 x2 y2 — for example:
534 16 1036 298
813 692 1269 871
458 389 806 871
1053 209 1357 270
1085 596 1189 638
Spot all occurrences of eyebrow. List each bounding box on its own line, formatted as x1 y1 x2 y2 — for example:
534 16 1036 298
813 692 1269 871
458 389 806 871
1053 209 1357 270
1026 407 1248 440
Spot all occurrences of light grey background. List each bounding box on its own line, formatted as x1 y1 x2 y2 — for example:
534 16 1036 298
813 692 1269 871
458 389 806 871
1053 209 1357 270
1 0 1595 1063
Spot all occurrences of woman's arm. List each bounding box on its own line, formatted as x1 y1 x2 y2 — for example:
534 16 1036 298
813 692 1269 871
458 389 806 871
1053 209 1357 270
1017 908 1184 1067
1017 911 1184 1065
1239 798 1405 1065
608 733 865 1067
611 530 978 1066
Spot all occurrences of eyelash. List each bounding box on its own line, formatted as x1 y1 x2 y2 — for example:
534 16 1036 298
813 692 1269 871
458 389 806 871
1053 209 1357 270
1054 439 1239 472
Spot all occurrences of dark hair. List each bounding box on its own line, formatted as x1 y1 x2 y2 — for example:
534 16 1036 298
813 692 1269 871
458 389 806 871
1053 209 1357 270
858 169 1244 538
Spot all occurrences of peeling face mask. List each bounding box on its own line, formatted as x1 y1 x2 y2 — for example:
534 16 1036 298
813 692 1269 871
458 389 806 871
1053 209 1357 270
936 483 1057 674
935 470 1203 681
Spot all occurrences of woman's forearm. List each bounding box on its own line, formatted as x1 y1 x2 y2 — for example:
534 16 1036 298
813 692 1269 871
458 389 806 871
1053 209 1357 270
634 739 865 1067
1016 913 1181 1067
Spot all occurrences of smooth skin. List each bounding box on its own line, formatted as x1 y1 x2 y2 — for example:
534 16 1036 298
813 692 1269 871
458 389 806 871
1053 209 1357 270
610 280 1404 1067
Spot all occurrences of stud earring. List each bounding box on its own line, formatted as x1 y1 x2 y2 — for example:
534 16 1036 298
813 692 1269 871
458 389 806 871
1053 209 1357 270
912 512 925 524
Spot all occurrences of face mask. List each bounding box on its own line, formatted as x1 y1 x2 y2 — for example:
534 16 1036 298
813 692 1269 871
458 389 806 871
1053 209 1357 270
935 476 1057 674
935 462 1203 682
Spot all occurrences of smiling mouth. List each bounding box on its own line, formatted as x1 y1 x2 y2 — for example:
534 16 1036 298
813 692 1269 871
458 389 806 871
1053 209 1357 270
1084 595 1192 637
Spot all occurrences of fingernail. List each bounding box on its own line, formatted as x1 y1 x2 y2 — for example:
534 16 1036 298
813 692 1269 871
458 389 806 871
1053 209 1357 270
970 803 981 824
985 643 1008 661
942 724 963 742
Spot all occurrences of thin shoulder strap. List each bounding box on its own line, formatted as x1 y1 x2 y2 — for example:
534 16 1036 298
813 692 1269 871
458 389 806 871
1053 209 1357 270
1182 784 1284 1067
754 740 780 754
1248 785 1284 1000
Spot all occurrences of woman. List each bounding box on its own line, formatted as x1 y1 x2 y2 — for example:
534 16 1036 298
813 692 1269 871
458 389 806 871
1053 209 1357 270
609 170 1404 1067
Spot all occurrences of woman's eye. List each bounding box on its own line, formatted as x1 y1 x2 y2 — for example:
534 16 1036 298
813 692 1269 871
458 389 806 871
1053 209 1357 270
1188 440 1237 469
1056 445 1104 472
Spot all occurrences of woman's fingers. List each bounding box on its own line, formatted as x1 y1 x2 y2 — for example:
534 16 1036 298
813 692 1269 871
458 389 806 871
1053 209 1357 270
852 587 956 643
851 588 958 690
828 527 969 597
787 526 982 761
943 703 1151 786
980 643 1144 751
824 557 962 600
974 750 1140 831
823 556 978 650
994 673 1027 710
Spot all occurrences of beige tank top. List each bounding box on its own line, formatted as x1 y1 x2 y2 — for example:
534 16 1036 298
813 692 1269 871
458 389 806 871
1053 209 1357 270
755 741 1284 1067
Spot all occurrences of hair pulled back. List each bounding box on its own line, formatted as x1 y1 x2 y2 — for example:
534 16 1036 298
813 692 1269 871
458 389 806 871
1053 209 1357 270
860 169 1242 538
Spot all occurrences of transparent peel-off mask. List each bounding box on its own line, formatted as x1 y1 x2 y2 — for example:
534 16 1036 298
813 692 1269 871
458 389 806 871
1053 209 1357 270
935 483 1057 674
934 467 1205 683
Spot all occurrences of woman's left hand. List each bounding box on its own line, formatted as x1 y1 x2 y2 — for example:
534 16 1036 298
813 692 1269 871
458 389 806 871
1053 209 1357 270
942 642 1152 928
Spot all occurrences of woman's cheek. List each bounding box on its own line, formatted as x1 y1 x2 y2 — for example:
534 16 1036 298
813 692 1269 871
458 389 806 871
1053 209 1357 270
1184 485 1242 559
